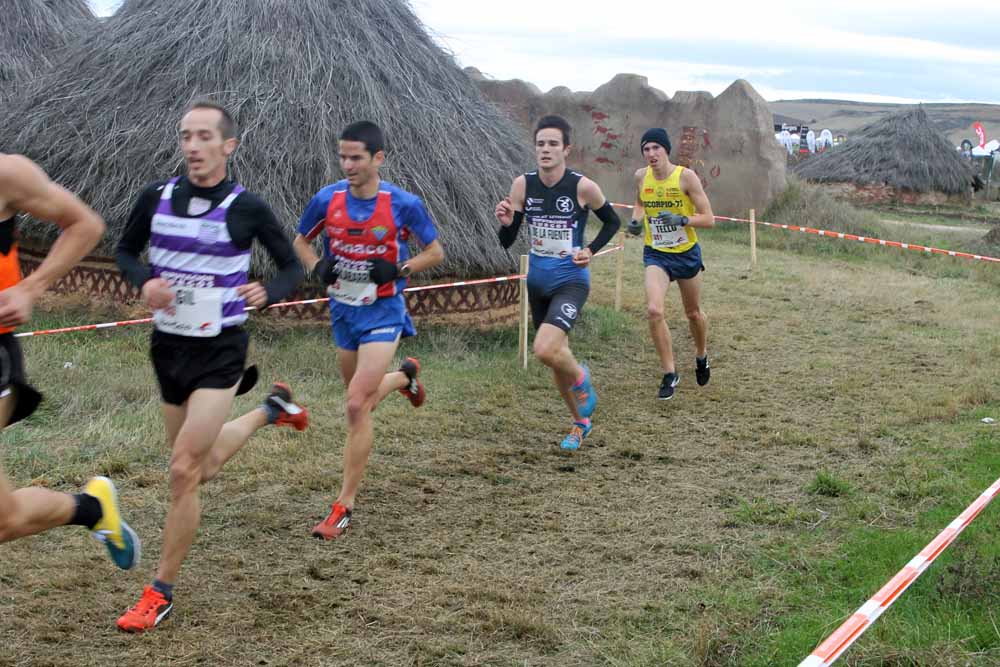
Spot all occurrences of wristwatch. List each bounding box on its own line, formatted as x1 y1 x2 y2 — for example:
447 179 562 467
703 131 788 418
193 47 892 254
398 263 412 278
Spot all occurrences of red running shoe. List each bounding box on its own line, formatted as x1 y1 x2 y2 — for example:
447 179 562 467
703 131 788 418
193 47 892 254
312 502 353 540
266 382 309 431
117 586 173 633
398 357 426 408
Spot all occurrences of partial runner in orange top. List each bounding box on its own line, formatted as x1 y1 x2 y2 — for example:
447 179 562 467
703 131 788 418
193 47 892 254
0 154 143 579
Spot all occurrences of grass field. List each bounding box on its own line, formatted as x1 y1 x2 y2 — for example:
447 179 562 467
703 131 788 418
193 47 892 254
2 194 999 666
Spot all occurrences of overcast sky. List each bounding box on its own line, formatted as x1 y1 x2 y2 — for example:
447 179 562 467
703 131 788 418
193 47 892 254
89 0 1000 104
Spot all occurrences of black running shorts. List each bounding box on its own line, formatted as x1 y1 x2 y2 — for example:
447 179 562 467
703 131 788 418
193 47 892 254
0 332 42 425
150 327 249 406
528 282 589 333
0 333 27 392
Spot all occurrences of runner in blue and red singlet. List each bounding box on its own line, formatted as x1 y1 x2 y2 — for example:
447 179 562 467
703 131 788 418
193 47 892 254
294 121 444 540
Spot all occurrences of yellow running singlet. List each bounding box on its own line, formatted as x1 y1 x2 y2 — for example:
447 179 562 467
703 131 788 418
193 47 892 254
639 166 698 254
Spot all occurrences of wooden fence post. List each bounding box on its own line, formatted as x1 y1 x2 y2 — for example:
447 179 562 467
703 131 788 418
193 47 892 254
518 254 529 370
614 230 625 312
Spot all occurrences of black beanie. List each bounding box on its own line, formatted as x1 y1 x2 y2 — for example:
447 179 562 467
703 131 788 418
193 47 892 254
640 128 671 154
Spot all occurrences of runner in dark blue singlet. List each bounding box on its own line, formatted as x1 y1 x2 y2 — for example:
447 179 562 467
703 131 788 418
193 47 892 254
495 115 621 450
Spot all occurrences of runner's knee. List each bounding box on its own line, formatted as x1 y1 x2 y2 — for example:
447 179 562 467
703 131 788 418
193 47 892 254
168 450 205 495
647 301 665 321
533 337 561 366
345 388 376 425
685 307 705 324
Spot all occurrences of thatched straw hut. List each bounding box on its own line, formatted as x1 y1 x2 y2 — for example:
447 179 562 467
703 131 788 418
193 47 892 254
0 0 95 96
793 106 975 205
0 0 531 279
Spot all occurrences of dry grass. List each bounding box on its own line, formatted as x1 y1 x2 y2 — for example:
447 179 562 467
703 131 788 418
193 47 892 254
1 229 998 666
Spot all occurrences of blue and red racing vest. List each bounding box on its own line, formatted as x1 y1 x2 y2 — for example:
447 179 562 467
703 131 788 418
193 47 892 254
324 189 409 306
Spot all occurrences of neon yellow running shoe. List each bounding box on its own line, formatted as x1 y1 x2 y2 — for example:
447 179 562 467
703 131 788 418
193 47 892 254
82 476 141 570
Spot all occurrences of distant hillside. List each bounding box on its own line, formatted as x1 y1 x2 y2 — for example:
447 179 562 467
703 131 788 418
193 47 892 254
769 99 1000 148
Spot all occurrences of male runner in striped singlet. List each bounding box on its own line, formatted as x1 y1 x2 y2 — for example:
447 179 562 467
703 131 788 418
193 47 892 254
627 128 715 400
0 154 140 572
294 121 444 540
115 100 306 632
495 115 621 450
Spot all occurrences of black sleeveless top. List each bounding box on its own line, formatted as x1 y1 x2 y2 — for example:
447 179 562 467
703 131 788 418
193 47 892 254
522 169 590 288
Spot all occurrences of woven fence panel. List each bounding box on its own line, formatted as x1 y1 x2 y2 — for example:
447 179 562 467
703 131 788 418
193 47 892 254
19 248 519 323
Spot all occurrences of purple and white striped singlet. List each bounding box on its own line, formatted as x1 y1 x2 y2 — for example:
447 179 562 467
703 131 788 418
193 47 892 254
149 178 251 333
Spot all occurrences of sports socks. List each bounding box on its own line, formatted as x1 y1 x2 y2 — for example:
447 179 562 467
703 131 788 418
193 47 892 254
261 400 280 425
152 579 174 601
68 493 102 529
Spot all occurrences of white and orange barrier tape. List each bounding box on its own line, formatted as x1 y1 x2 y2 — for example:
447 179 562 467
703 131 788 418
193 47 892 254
15 316 156 338
609 202 1000 264
798 475 1000 667
716 215 1000 264
14 245 624 339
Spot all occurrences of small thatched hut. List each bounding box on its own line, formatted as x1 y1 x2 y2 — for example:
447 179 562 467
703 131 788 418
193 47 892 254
0 0 531 280
0 0 94 97
793 106 975 205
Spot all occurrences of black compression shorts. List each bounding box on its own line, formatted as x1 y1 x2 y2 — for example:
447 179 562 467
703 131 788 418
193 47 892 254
150 327 249 406
528 282 589 333
0 333 42 425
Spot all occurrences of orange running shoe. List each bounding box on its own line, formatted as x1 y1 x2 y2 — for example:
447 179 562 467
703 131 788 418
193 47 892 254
311 502 353 540
398 357 426 408
117 586 173 633
265 382 309 431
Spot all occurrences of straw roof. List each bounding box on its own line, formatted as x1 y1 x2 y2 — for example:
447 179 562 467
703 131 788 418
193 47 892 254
0 0 95 95
793 106 974 195
44 0 97 21
0 0 532 278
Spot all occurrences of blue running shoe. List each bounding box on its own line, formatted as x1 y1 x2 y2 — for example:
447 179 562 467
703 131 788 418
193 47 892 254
571 365 597 418
83 476 141 570
560 420 593 451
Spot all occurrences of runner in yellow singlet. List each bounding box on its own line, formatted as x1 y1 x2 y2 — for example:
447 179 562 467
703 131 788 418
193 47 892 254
626 128 715 400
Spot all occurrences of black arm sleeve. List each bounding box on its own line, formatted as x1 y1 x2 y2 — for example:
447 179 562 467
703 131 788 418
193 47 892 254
587 201 621 254
230 194 304 305
498 210 524 249
115 181 167 289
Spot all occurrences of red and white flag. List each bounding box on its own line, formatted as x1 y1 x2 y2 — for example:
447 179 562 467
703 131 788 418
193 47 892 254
973 121 986 148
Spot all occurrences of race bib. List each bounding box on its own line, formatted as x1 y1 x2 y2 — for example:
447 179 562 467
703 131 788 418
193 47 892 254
329 258 377 306
649 217 689 249
154 286 224 337
529 221 574 259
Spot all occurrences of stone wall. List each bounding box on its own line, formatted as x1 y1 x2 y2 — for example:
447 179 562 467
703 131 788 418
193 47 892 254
470 71 786 218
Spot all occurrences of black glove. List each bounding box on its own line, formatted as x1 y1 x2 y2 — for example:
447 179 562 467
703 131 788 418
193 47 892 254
312 256 340 285
368 257 400 286
656 211 689 227
627 218 643 236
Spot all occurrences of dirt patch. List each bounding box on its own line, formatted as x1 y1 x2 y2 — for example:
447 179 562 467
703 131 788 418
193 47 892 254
2 237 998 665
879 218 986 236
